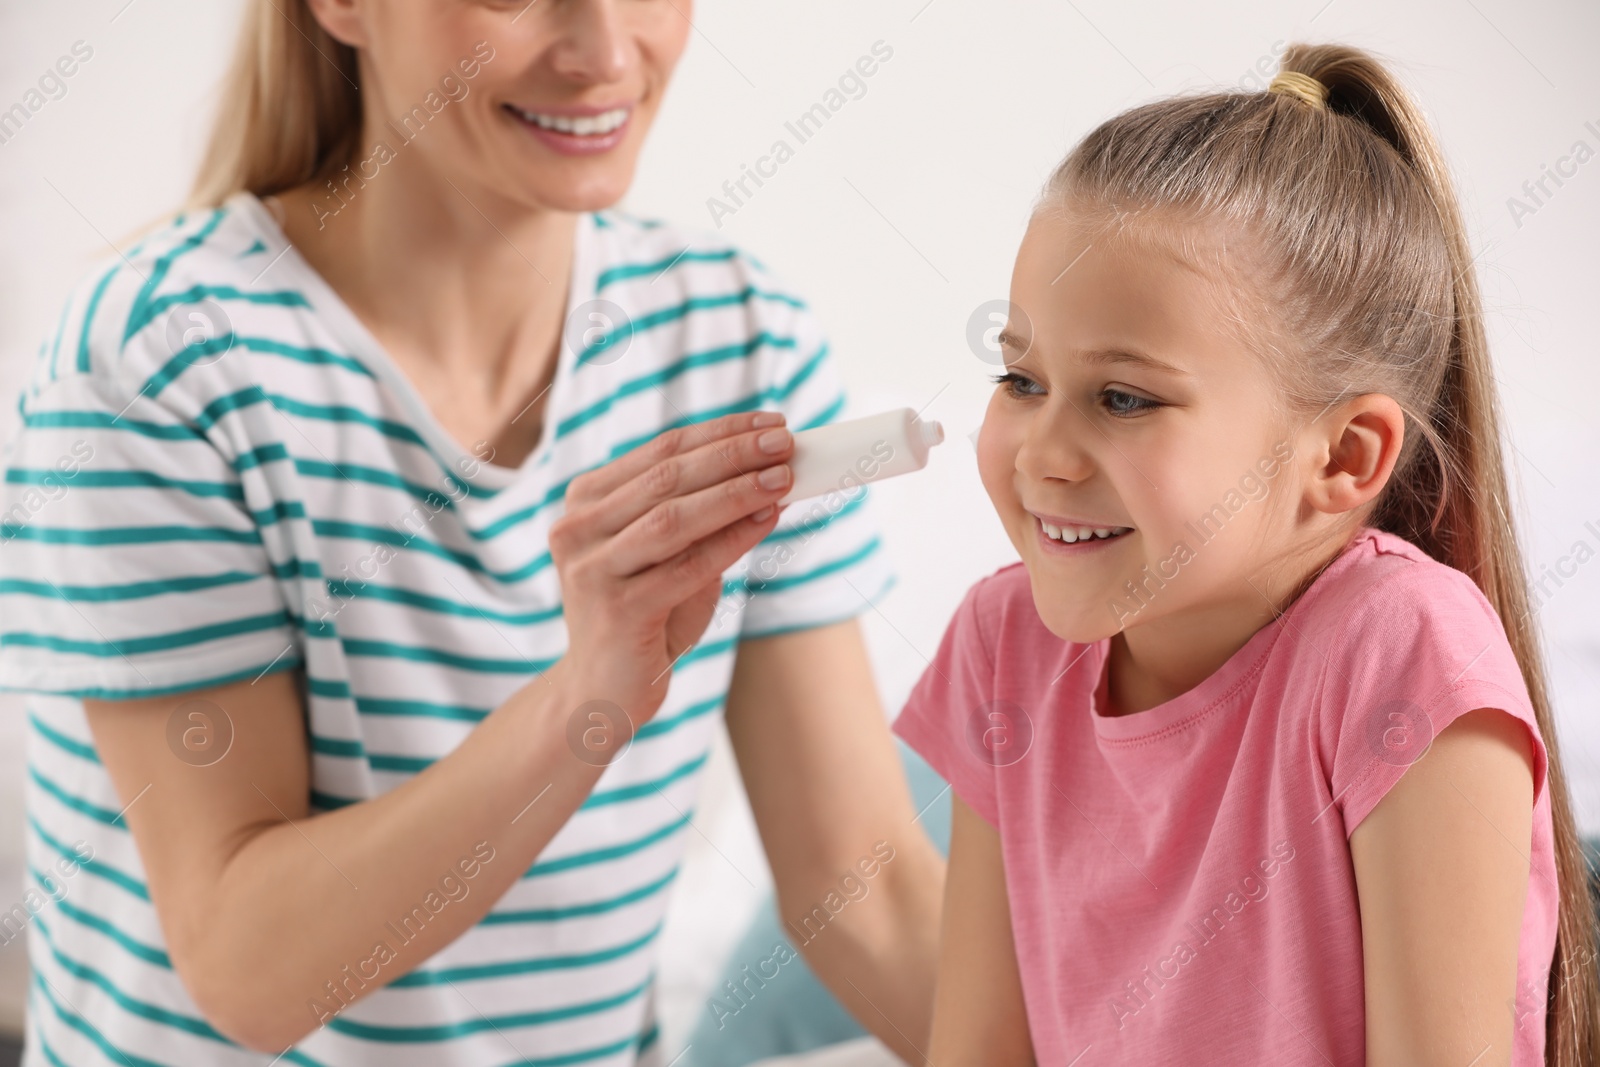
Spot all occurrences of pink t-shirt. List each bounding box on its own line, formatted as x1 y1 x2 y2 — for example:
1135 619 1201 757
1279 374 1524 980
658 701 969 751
894 527 1557 1065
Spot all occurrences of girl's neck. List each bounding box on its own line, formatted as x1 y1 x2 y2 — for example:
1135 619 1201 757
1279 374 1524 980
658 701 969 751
1102 525 1358 716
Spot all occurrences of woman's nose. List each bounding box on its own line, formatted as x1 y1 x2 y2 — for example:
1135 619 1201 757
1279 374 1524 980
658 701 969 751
550 0 631 84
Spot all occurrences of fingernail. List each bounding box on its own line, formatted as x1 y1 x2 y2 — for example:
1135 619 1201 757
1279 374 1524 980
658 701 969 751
757 429 791 454
750 505 775 522
758 465 791 490
752 411 786 428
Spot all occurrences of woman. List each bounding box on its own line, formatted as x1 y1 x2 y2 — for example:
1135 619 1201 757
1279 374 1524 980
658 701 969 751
0 1 943 1064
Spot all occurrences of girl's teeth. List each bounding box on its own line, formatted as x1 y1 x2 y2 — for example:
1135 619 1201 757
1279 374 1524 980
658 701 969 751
513 106 630 135
1040 520 1130 543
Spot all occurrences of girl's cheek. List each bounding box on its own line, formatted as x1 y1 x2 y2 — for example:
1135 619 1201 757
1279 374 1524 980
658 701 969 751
976 399 1022 510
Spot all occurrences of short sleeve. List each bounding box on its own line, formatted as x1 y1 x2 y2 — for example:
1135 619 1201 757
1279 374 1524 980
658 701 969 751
0 368 300 700
734 296 894 639
1318 561 1547 837
891 581 1001 828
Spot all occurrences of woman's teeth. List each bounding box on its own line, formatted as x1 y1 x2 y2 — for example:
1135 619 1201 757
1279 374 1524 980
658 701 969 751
509 105 630 135
1040 521 1131 544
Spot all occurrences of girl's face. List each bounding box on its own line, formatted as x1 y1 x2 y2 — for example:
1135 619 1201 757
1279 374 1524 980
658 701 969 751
338 0 690 212
977 205 1305 643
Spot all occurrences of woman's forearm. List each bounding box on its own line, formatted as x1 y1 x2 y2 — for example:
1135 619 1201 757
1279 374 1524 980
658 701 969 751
181 661 611 1050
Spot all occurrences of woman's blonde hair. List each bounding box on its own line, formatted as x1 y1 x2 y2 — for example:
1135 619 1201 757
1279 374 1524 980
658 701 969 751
1044 42 1597 1064
186 0 362 211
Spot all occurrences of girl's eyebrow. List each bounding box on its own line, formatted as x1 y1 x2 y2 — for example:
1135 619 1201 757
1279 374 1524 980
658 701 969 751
996 332 1192 379
1080 347 1186 375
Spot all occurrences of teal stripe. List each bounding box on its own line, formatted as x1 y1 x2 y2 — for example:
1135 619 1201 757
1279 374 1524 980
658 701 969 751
29 766 123 827
27 814 146 900
525 810 692 878
634 696 723 740
29 713 100 763
556 332 797 440
356 696 489 723
46 293 72 383
1 651 300 701
582 752 708 810
765 489 866 543
33 873 170 967
74 262 123 377
0 522 259 546
121 208 227 344
33 914 242 1050
482 868 678 924
31 972 186 1067
3 609 290 660
0 570 262 603
339 637 559 675
140 285 311 327
309 735 365 759
594 248 739 290
576 287 805 367
5 468 243 501
741 535 882 596
390 922 660 987
331 581 564 627
20 408 204 441
742 573 896 641
329 974 652 1042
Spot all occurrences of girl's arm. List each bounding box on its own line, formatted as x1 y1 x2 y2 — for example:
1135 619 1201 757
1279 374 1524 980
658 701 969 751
929 794 1035 1066
725 619 944 1064
1351 707 1536 1067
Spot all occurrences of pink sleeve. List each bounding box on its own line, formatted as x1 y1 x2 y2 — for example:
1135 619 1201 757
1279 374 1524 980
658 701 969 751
1319 563 1547 837
892 581 1002 829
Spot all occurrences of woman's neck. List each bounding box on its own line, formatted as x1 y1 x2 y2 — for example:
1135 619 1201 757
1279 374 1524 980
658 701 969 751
271 158 577 410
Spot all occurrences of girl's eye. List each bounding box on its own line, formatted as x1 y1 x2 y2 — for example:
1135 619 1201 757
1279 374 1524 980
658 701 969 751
1099 388 1160 417
991 371 1044 398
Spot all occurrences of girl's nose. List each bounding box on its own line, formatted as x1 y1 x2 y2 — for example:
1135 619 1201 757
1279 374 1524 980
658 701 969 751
1016 400 1096 484
549 0 631 84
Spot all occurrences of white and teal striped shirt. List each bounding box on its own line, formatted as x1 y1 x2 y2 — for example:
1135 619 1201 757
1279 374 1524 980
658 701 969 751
0 191 891 1067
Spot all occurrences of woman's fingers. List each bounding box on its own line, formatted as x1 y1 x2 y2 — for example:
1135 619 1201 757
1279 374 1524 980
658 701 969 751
585 421 794 538
605 461 793 576
629 499 784 609
565 411 786 506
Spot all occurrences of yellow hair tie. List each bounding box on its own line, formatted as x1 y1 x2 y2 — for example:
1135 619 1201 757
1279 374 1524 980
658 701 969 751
1268 70 1328 109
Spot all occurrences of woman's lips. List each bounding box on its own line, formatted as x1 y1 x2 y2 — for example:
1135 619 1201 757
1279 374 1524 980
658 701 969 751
504 103 633 156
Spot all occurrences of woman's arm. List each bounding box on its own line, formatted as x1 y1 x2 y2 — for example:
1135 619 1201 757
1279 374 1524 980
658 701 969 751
926 794 1034 1066
725 620 945 1064
1351 707 1535 1067
83 411 799 1052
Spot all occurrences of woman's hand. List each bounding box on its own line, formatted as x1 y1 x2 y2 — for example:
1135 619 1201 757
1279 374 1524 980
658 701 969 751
548 410 795 721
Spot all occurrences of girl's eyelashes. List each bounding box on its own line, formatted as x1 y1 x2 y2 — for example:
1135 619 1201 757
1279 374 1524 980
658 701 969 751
992 371 1045 399
991 373 1163 417
1099 387 1162 417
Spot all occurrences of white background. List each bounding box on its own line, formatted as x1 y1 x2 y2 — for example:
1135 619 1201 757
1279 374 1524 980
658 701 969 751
0 0 1595 1051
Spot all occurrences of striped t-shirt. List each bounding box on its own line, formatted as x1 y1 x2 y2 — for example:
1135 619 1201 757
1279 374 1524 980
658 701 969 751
0 191 892 1067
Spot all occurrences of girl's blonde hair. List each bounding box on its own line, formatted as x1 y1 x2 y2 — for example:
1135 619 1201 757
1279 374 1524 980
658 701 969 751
186 0 361 211
1044 42 1596 1064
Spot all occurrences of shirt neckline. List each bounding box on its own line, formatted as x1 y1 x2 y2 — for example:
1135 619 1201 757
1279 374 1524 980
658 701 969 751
228 190 598 492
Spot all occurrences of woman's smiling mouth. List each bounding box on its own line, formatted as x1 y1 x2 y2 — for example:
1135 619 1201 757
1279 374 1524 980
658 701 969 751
504 102 634 154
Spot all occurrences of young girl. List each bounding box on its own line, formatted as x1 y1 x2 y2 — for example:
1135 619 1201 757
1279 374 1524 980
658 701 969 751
893 43 1599 1066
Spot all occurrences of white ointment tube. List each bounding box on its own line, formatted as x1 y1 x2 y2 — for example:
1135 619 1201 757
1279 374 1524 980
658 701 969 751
778 407 944 505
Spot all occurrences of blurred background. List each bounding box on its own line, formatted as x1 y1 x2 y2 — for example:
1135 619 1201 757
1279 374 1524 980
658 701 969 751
0 0 1595 1062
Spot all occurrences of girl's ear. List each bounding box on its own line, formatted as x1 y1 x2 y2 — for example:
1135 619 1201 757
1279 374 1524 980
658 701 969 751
1303 394 1406 517
303 0 370 49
